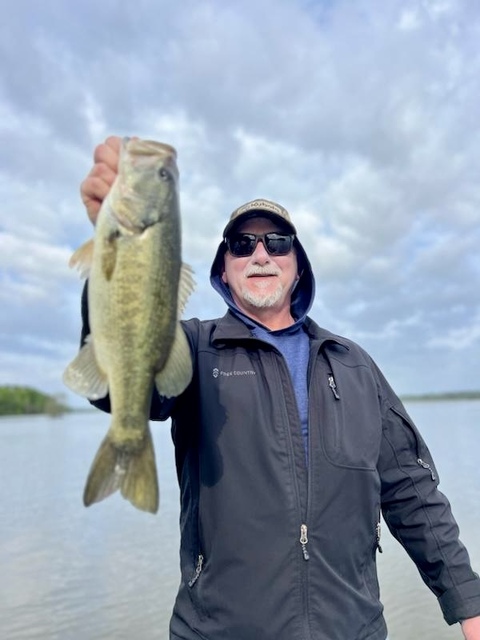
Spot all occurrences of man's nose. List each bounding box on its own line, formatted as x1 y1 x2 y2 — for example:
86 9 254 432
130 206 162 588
251 240 270 264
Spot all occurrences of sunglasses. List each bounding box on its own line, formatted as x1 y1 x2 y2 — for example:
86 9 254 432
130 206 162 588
225 232 295 257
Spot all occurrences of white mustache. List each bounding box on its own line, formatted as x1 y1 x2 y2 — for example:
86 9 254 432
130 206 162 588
245 266 281 277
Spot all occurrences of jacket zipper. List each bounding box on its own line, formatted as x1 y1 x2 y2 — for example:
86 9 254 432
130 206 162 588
300 523 310 560
376 521 383 554
188 554 204 587
328 374 340 400
301 396 312 640
417 458 436 481
390 407 437 481
269 350 312 638
270 352 308 544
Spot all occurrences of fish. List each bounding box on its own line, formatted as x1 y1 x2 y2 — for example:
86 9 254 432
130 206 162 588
63 138 195 513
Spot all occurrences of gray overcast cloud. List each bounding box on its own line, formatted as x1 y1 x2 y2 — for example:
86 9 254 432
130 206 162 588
1 0 479 404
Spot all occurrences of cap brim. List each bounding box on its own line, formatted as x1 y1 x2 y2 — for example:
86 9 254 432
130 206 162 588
223 210 296 238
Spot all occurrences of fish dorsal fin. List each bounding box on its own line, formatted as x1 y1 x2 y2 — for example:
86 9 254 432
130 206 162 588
62 335 109 400
69 239 95 279
154 324 193 399
177 262 195 318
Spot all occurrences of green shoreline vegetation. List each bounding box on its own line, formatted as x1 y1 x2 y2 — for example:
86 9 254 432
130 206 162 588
400 390 480 402
0 386 70 417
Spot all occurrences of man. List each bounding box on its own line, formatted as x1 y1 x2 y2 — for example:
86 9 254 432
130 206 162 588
80 137 480 640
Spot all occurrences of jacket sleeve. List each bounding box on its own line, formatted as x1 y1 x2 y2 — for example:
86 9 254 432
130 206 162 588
375 367 480 624
79 280 185 421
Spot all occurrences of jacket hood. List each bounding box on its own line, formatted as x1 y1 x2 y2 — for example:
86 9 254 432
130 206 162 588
210 234 316 326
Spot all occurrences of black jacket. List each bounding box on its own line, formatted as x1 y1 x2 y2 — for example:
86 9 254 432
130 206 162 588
81 215 480 640
86 302 480 640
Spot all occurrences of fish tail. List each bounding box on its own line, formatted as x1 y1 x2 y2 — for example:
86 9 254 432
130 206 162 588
83 428 159 513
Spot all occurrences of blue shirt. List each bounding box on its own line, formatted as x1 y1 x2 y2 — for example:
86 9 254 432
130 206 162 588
251 323 310 457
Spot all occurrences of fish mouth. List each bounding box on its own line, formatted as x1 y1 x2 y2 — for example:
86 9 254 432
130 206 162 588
123 137 177 159
120 138 179 183
110 138 179 235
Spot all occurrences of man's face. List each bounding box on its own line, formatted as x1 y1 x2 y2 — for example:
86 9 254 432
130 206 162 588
221 217 299 317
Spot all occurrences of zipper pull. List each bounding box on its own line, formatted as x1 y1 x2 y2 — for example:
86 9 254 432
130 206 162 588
417 458 436 481
328 375 340 400
188 554 204 587
300 524 310 560
376 522 383 553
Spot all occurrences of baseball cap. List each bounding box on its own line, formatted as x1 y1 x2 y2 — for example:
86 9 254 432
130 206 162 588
222 198 297 238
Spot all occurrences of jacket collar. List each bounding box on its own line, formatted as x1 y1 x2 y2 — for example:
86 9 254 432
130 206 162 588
212 310 350 351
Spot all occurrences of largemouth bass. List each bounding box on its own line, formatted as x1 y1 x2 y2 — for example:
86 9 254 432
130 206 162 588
63 138 194 513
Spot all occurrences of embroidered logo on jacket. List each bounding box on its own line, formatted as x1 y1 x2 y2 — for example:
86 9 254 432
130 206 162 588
212 367 256 378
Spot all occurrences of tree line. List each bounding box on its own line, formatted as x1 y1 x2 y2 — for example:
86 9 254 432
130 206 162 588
401 390 480 402
0 386 70 416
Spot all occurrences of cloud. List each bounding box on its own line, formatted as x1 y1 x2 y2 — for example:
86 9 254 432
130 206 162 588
1 0 479 399
427 311 480 350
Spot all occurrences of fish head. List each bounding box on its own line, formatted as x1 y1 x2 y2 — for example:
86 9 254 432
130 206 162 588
112 138 179 232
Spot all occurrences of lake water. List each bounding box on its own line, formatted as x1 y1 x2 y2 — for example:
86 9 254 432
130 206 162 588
1 401 479 639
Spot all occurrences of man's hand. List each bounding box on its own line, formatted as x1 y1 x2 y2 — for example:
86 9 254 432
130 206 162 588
462 616 480 639
80 136 122 224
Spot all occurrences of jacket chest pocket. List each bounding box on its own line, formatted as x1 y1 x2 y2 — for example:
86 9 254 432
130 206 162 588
319 371 382 470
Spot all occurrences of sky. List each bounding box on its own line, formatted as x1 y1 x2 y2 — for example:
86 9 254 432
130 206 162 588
1 0 479 407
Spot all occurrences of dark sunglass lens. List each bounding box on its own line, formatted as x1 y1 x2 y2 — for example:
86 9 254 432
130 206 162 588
264 233 293 256
227 232 293 256
229 234 256 256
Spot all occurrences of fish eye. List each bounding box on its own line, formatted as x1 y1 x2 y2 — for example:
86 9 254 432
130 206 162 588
158 167 171 181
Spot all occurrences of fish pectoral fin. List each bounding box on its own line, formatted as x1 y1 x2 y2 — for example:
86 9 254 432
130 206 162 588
69 238 95 279
154 324 193 398
83 428 159 514
177 262 195 317
62 335 109 400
